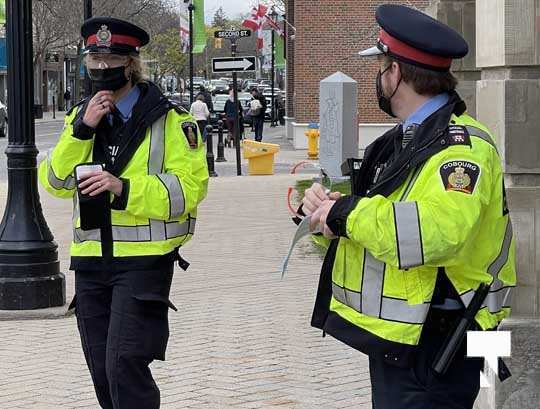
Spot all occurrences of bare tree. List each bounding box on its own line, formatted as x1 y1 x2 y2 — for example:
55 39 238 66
32 0 181 103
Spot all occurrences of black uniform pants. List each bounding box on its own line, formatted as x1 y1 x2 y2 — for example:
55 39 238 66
73 265 176 409
369 309 483 409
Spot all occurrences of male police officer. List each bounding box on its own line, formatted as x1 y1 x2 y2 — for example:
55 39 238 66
38 17 208 408
302 5 516 409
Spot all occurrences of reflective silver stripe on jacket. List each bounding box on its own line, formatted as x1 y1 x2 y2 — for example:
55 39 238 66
488 219 513 278
46 154 76 190
361 251 385 317
393 201 423 269
157 173 185 218
332 282 430 325
73 219 194 243
460 218 514 313
148 114 168 241
466 126 498 152
149 114 166 174
148 113 193 237
460 286 513 314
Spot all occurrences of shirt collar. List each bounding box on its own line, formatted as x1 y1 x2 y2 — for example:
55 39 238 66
113 85 140 122
402 92 449 131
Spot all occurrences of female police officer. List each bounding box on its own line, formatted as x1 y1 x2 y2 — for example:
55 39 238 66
38 17 208 409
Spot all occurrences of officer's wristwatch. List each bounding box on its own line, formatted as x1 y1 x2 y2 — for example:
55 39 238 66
72 116 95 140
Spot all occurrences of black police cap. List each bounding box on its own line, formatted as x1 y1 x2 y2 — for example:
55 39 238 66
81 17 150 55
359 4 468 71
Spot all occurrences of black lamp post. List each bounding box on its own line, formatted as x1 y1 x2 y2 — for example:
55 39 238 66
269 8 278 128
185 0 194 104
83 0 92 98
0 0 65 310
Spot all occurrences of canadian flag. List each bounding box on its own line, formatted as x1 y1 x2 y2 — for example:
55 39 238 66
242 4 268 49
265 16 284 37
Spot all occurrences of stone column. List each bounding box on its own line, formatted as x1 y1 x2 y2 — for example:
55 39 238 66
319 72 358 178
425 0 480 116
475 0 540 407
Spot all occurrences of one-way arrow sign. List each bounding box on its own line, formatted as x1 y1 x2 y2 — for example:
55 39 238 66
212 56 256 73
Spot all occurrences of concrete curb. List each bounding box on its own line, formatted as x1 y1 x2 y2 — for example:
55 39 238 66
0 305 73 321
35 118 65 125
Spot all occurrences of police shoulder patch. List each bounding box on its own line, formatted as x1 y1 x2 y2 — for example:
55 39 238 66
446 125 471 147
181 121 199 149
439 160 480 195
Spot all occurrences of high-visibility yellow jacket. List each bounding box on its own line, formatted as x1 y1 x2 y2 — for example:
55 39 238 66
38 86 208 270
312 93 516 367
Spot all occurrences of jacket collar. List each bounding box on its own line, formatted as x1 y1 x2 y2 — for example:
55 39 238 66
365 91 466 197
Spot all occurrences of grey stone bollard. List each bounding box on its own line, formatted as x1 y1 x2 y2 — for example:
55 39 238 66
319 72 358 178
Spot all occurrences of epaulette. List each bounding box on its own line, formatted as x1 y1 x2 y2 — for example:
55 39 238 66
445 124 471 147
168 99 190 116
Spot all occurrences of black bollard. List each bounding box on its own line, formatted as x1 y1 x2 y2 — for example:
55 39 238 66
205 124 218 177
216 120 226 162
52 95 56 119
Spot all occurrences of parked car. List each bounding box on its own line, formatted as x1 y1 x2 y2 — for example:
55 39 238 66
212 94 229 113
208 94 229 128
209 80 229 95
243 81 260 92
0 100 7 138
238 93 253 127
261 87 282 97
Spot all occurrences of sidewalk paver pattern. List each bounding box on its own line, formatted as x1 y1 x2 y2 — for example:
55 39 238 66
0 145 372 407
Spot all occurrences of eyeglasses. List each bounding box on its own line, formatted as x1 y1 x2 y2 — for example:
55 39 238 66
85 54 129 69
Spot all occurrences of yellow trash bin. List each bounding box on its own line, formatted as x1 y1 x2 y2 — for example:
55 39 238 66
242 140 280 175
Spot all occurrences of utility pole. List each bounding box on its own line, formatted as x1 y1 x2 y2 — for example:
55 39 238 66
83 0 92 98
0 0 65 309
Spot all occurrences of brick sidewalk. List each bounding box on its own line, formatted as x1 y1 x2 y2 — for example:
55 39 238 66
0 174 372 408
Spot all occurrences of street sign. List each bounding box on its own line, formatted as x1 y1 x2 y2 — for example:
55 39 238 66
212 56 256 73
214 29 251 40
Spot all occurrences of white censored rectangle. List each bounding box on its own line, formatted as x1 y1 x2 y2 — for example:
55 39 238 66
467 331 511 358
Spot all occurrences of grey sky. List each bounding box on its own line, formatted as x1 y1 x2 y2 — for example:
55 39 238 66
204 0 254 21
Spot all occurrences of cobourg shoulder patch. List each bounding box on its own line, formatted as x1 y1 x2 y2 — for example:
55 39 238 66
439 160 480 194
181 121 199 149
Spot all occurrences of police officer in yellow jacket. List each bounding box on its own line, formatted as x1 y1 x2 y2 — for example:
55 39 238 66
38 17 208 409
302 5 516 409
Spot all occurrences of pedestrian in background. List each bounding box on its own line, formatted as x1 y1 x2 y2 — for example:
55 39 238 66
63 88 71 111
250 88 266 142
38 16 208 409
196 84 214 113
224 89 243 147
301 5 515 409
190 94 210 141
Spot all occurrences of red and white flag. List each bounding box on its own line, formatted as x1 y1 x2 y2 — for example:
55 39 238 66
242 4 268 49
265 16 284 37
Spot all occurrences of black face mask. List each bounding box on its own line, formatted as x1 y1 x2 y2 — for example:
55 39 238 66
88 66 129 92
376 64 402 118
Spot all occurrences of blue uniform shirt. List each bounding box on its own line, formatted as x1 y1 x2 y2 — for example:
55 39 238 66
402 92 449 131
108 85 140 125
